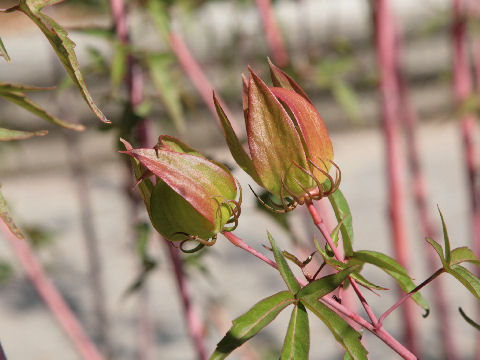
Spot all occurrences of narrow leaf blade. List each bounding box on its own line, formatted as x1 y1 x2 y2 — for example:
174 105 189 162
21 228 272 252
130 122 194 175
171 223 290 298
280 303 309 360
210 291 295 360
0 189 25 240
267 232 301 294
329 189 354 256
301 299 368 360
450 247 480 266
297 266 358 300
0 36 10 62
438 207 451 265
0 127 47 141
448 265 480 300
459 307 480 331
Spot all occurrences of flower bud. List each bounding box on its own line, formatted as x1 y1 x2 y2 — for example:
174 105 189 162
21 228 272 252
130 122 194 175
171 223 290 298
121 136 241 251
213 60 339 212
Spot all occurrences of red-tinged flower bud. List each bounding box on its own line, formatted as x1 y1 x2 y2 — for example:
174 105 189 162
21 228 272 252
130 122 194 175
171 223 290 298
120 136 241 252
213 60 340 213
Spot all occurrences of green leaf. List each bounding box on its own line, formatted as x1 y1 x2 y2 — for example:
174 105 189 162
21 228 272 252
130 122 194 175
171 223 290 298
110 40 127 97
280 303 309 360
0 82 84 131
297 266 358 300
352 251 429 311
0 127 47 141
267 232 301 294
459 307 480 331
437 207 451 265
331 80 362 124
329 189 354 257
300 299 367 360
448 265 480 300
426 237 446 267
213 92 263 186
0 188 25 240
16 0 109 123
147 0 170 42
210 291 295 360
147 54 185 133
0 36 10 62
450 247 480 266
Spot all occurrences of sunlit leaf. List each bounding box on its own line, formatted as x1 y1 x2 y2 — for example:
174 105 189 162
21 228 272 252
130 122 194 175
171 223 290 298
300 298 367 360
15 0 109 123
351 250 429 311
329 189 354 256
0 127 47 141
0 188 24 240
448 265 480 300
210 291 295 360
0 36 10 62
280 303 309 360
0 82 84 131
450 247 480 266
267 232 301 294
297 266 357 300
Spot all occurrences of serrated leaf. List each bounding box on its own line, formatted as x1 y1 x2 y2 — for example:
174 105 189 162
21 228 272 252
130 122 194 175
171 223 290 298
426 237 446 267
0 36 10 62
297 266 358 300
16 0 109 123
267 232 301 294
0 127 47 141
280 303 309 360
210 291 295 360
329 189 354 257
437 207 451 265
0 189 24 240
448 265 480 300
352 250 429 311
147 54 185 133
450 247 480 266
300 299 367 360
0 82 84 131
459 307 480 331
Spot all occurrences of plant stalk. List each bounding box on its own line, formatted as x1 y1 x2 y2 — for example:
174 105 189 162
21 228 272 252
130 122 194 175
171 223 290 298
372 0 418 353
0 221 104 360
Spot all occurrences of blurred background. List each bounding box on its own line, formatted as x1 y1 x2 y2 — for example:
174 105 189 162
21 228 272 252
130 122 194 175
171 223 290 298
0 0 479 359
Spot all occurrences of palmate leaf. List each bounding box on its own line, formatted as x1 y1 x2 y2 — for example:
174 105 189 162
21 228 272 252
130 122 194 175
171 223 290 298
329 189 354 256
0 188 24 240
0 82 84 131
300 298 367 360
0 36 10 62
210 291 295 360
351 250 429 312
5 0 109 123
267 232 301 294
0 127 47 141
280 303 309 360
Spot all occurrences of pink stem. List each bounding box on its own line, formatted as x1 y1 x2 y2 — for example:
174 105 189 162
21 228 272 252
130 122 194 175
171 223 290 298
305 202 379 327
254 0 289 67
453 2 480 359
223 230 416 359
0 221 104 360
396 43 458 360
163 242 207 360
373 0 418 353
168 31 240 134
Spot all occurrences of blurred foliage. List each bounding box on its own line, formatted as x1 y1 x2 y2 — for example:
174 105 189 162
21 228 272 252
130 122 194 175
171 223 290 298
23 225 56 249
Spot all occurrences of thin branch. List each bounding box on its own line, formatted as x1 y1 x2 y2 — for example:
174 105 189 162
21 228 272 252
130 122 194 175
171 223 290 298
378 268 444 327
0 221 104 360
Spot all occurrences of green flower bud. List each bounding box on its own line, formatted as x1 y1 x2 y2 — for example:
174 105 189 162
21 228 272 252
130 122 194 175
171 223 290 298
213 60 339 212
121 136 241 251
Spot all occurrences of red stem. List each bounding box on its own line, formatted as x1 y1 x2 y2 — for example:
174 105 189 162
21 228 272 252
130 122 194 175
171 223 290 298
168 31 240 134
453 2 480 359
223 230 416 359
254 0 289 67
395 25 458 360
305 202 379 326
162 242 207 360
373 0 418 353
0 222 104 360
